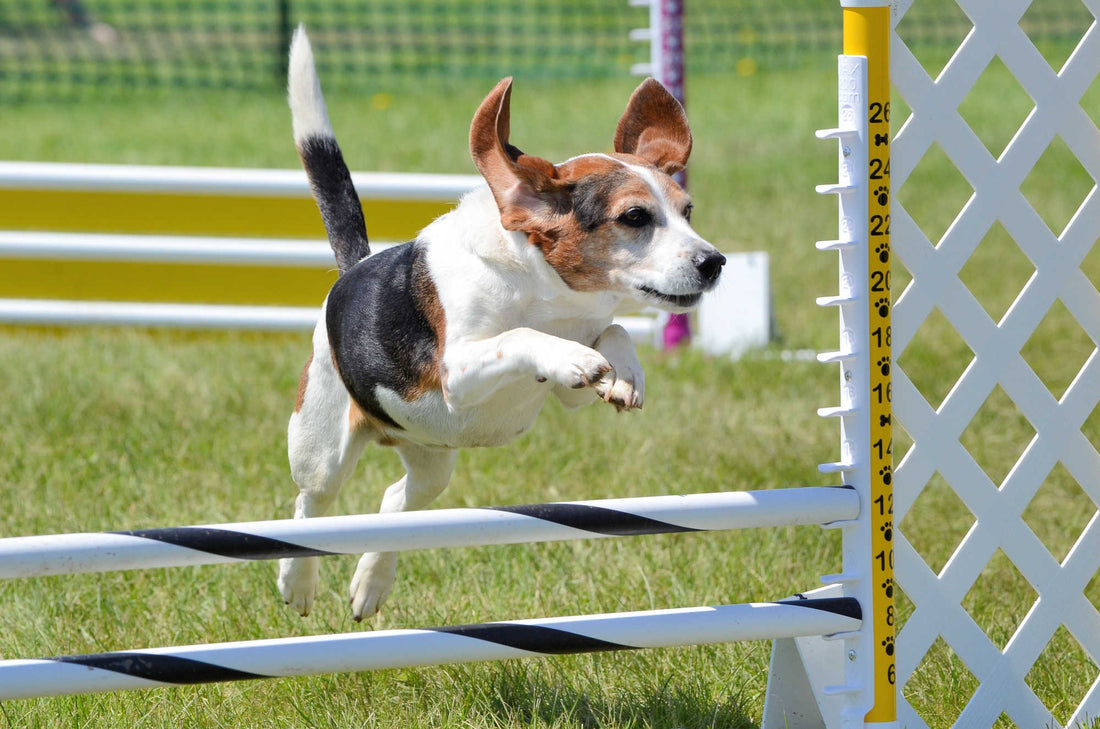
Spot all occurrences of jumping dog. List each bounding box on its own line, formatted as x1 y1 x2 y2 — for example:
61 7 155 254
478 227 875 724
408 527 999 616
278 27 725 620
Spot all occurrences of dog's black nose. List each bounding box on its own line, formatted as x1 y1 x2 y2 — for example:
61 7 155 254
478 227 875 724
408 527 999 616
694 251 726 285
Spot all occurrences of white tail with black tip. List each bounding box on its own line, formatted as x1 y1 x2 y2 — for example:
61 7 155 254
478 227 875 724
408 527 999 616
287 25 370 274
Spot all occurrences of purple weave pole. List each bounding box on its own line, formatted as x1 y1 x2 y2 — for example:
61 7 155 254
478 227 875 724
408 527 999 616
656 0 686 141
655 0 692 348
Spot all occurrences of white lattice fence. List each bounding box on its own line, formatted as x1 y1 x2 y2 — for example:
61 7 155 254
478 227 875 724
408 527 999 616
891 0 1100 726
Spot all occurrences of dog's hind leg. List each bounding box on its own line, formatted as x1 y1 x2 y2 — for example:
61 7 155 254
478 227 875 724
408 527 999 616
279 321 371 617
349 442 457 621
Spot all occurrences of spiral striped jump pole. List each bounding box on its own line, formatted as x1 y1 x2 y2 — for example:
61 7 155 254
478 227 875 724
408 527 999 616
0 489 865 705
0 599 861 701
0 488 858 580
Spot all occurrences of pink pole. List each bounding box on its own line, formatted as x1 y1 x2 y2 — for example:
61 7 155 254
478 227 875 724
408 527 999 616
655 0 692 348
656 0 686 184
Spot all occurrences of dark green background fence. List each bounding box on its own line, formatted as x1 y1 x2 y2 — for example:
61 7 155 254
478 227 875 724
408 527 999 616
0 1 1093 100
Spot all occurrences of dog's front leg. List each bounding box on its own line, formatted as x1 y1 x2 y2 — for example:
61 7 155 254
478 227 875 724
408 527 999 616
443 327 611 410
591 324 645 411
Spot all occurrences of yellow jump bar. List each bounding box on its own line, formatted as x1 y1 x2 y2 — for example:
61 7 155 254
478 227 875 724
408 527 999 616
0 162 480 307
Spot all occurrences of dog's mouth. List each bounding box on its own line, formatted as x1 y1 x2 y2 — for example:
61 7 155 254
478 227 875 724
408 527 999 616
636 285 703 310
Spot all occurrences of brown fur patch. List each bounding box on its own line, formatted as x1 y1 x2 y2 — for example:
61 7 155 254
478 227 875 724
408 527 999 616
406 259 447 400
541 225 615 290
554 155 623 181
348 399 398 445
293 355 312 413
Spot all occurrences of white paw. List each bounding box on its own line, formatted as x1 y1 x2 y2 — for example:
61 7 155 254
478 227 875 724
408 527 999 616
593 363 645 411
349 552 397 621
593 324 644 411
541 343 611 391
278 556 319 617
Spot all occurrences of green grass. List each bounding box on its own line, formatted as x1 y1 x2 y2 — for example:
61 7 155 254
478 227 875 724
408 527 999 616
0 331 839 729
0 57 1098 727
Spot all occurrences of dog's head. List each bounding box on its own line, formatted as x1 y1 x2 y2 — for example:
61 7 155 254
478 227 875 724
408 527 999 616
470 78 724 312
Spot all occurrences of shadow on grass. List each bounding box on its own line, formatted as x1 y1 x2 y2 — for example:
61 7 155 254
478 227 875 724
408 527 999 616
482 661 759 729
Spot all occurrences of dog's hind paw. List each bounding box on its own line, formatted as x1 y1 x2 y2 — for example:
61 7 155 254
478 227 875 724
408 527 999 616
349 552 397 621
278 556 319 617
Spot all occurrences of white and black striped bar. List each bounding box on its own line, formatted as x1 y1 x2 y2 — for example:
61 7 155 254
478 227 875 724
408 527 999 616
0 597 861 700
0 488 857 580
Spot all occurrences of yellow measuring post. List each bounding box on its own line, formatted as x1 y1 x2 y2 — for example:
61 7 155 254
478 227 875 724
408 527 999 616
843 1 895 724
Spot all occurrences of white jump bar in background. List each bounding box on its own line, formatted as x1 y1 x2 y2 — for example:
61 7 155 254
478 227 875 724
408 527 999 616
0 299 669 340
0 161 482 200
0 299 320 330
0 231 340 267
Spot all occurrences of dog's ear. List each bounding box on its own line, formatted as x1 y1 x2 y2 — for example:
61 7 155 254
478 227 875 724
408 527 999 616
613 78 692 175
470 78 567 237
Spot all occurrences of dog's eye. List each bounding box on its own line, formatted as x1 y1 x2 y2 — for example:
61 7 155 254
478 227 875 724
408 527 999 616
683 204 694 222
617 207 653 228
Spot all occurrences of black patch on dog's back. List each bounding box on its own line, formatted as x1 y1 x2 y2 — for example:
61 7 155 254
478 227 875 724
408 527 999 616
326 242 443 429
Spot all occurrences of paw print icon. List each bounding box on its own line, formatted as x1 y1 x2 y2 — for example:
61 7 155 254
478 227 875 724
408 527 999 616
874 185 889 206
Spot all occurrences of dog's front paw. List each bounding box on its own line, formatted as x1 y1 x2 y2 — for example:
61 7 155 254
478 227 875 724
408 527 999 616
278 556 319 617
592 323 644 411
594 363 645 411
542 344 611 391
349 552 398 621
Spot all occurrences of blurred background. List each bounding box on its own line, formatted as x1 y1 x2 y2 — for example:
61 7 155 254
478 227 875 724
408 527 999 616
0 0 1091 100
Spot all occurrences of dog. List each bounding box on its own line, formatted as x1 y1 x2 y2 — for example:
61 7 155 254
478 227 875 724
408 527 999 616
278 26 725 621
